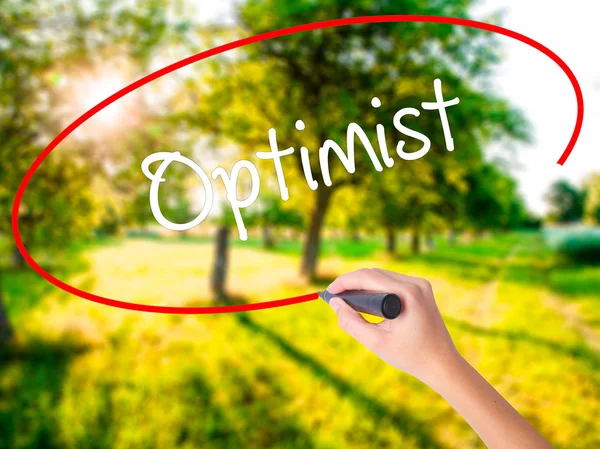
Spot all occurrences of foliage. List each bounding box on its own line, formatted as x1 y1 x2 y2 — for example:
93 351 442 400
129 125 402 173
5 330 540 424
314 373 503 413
0 0 195 341
583 173 600 224
259 194 304 229
0 0 188 251
464 162 527 231
546 179 585 224
0 0 67 247
182 0 528 271
549 227 600 265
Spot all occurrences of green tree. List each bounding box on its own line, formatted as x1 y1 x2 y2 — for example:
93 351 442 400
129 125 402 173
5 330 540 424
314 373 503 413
356 105 525 255
583 173 600 224
0 0 189 341
464 162 526 233
189 0 527 276
1 0 60 340
546 180 585 224
258 193 304 247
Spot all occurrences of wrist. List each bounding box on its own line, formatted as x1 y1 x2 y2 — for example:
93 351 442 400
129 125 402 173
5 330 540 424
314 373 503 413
421 349 470 394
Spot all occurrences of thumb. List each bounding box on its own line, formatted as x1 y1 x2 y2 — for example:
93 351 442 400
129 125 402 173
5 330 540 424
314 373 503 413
330 297 382 348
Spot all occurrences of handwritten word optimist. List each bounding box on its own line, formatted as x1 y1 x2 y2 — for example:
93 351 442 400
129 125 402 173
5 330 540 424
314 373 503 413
142 79 459 240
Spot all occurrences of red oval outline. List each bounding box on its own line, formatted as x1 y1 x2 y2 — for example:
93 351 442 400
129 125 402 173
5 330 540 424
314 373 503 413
12 15 584 314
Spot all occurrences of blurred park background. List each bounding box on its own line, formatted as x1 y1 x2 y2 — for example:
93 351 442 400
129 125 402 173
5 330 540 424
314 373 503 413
2 0 600 448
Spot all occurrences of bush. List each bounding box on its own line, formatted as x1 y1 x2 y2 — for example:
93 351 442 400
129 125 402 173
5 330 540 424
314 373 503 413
550 227 600 264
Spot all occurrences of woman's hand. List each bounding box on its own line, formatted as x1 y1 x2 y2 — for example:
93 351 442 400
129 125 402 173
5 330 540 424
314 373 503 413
327 267 553 449
327 268 459 386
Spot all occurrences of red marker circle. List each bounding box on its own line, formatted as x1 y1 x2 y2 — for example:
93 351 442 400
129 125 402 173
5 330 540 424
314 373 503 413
12 15 584 314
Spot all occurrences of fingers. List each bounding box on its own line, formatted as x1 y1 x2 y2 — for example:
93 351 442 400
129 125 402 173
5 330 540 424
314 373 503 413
371 268 432 292
330 297 383 348
328 268 425 307
370 268 420 284
328 268 399 294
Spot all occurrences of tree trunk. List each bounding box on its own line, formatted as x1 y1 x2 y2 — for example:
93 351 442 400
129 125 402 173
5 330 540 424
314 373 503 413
448 229 457 246
300 187 333 279
211 226 230 300
425 232 435 250
411 227 421 255
12 245 24 268
386 228 396 255
262 225 275 249
0 274 12 342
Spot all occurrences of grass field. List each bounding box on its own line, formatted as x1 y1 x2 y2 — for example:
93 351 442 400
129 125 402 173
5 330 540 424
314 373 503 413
1 231 600 449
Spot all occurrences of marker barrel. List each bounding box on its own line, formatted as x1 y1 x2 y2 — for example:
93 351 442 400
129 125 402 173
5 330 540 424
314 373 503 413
320 290 402 319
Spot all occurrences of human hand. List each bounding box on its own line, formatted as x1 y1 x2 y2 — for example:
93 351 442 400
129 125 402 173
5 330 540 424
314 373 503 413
327 268 460 385
328 268 554 449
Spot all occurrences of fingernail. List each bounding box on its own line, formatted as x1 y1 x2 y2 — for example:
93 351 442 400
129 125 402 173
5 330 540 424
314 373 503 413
330 297 342 313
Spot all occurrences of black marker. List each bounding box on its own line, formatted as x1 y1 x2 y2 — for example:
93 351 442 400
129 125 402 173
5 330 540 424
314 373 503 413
319 290 402 319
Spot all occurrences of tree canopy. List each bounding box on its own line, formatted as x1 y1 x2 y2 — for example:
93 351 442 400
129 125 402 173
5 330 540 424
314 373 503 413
182 0 528 274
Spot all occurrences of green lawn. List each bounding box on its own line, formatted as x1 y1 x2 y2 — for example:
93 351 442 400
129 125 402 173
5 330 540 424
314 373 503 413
1 232 599 449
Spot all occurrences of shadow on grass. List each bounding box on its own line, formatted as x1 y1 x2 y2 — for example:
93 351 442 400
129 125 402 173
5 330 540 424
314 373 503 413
175 369 250 448
402 233 600 302
546 262 600 298
401 252 502 283
193 365 321 448
1 328 320 449
235 313 446 448
1 246 92 318
212 293 447 448
310 274 337 286
585 319 600 329
0 338 92 449
446 317 600 373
